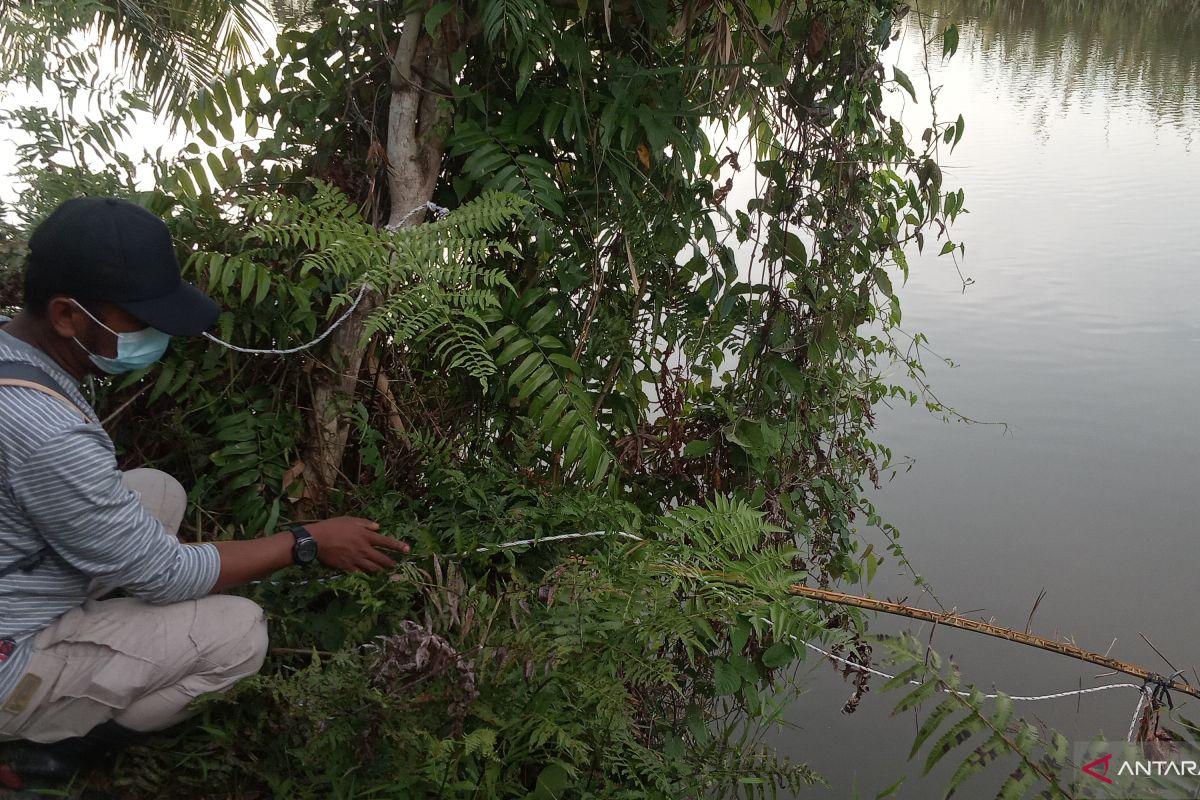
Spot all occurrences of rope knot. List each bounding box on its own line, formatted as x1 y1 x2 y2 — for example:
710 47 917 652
1144 672 1181 710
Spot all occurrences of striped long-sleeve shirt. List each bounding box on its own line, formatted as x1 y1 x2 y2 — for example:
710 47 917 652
0 317 220 705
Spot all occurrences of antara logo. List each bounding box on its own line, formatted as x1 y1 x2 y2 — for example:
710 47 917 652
1082 753 1114 784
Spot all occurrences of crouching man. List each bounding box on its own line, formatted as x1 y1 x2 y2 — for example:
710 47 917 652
0 197 409 795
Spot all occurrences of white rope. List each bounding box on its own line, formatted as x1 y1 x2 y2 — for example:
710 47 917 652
256 526 1149 719
385 202 450 230
799 639 1142 703
202 202 449 356
1126 685 1151 742
203 282 372 355
473 531 643 552
253 529 642 586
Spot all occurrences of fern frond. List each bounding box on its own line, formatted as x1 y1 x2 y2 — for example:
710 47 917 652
879 634 1072 800
225 181 527 384
491 293 615 484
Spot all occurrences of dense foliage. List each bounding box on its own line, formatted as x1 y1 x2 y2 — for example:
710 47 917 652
0 0 979 797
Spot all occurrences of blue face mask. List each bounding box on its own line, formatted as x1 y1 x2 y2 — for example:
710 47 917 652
71 301 171 375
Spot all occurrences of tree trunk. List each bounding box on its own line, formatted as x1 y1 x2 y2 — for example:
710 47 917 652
299 5 456 512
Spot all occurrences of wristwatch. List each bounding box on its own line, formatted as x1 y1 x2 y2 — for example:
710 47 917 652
290 526 318 566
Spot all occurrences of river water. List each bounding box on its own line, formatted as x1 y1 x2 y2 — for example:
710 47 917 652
776 3 1200 797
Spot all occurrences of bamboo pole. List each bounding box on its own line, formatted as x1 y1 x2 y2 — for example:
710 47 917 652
787 584 1200 700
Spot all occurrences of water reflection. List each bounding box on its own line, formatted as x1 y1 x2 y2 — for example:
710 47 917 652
779 2 1200 798
921 0 1200 140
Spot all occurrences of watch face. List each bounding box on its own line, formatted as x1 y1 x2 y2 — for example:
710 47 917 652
295 538 318 564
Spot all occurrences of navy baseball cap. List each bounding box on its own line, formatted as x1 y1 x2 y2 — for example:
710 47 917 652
25 196 220 336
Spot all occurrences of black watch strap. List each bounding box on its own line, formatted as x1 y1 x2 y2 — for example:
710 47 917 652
290 525 318 566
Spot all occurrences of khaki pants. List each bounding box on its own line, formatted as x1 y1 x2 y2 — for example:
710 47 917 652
0 470 268 743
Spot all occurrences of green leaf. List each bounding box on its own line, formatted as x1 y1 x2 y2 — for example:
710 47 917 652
192 158 216 194
563 424 589 466
685 704 709 741
924 711 986 775
726 418 781 459
946 731 1006 798
516 364 554 403
550 409 579 449
206 151 224 181
663 734 684 760
1047 731 1067 764
893 676 940 714
254 267 271 304
730 618 751 654
526 302 558 333
943 24 960 58
216 440 258 457
713 659 742 695
767 355 807 395
547 353 581 375
908 697 959 759
239 258 256 301
761 643 794 669
1008 721 1039 757
528 380 561 419
496 337 533 365
589 452 611 484
990 693 1012 730
865 550 879 583
873 268 894 297
881 664 922 693
996 766 1038 800
263 498 281 536
486 324 520 348
893 67 917 101
875 776 906 799
532 764 570 800
222 470 261 492
730 654 758 685
463 727 497 758
508 352 543 388
151 360 177 402
540 392 572 430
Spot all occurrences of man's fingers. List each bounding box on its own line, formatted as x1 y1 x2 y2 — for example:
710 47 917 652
369 532 410 554
365 548 396 571
356 557 384 574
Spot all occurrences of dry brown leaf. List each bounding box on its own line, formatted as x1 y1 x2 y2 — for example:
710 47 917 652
281 459 306 500
807 19 827 58
637 143 651 170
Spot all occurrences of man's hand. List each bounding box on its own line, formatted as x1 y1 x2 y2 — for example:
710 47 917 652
305 516 410 573
211 516 411 591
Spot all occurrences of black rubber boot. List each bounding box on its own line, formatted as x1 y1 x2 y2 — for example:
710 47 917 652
0 720 139 797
